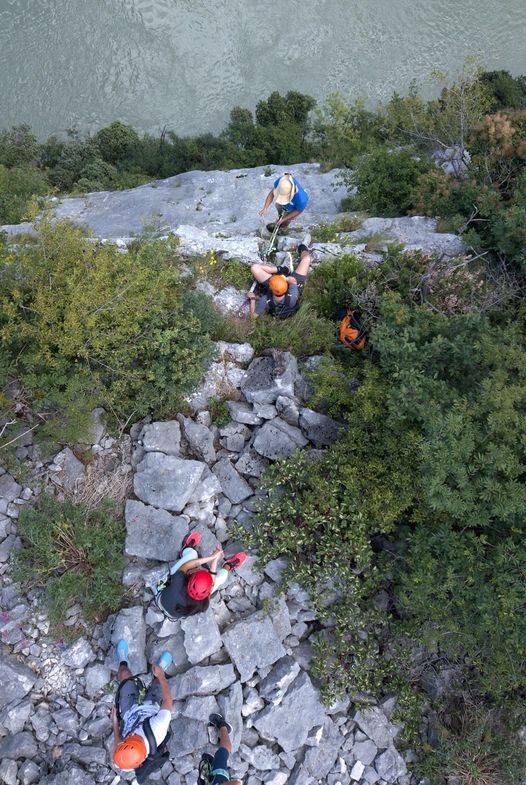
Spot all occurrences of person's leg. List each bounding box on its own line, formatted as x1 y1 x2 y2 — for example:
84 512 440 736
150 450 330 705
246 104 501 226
168 547 198 576
210 567 228 595
278 210 297 227
210 738 231 785
117 677 140 718
143 679 163 705
250 263 277 283
293 249 312 278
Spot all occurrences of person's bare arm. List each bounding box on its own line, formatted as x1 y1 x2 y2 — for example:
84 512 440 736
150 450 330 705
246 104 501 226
259 189 274 218
111 705 122 749
248 291 258 319
278 208 301 225
179 554 217 573
151 665 173 711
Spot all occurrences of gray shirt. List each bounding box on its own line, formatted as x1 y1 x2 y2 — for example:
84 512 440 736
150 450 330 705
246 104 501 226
256 282 299 315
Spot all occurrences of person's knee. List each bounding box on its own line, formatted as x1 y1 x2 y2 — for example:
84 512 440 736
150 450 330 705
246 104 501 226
118 665 133 682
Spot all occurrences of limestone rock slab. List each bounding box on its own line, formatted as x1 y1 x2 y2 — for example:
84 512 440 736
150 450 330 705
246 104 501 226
299 408 344 447
140 421 181 456
110 606 147 673
125 499 187 560
241 354 298 405
170 664 236 699
253 418 308 460
212 458 253 503
222 611 286 682
178 415 216 464
180 606 222 665
134 451 206 512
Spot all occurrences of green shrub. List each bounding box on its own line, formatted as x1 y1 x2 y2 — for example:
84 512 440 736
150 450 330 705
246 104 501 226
0 222 213 439
479 69 526 111
344 148 431 216
0 164 50 223
310 213 367 243
0 125 39 167
249 302 335 356
94 121 140 165
181 290 249 344
13 495 125 628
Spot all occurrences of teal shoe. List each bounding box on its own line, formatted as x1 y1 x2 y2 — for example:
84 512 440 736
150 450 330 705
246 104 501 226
157 651 173 672
116 639 128 667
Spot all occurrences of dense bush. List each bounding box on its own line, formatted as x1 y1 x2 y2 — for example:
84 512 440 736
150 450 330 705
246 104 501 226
0 164 49 223
14 495 125 628
344 148 431 216
0 222 213 441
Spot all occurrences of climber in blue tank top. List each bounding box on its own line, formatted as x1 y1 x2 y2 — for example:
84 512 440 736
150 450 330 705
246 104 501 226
259 172 309 231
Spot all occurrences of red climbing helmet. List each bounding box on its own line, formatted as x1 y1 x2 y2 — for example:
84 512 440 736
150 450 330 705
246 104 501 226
187 570 214 600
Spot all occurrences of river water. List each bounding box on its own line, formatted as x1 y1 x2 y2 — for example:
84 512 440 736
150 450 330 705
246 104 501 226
1 0 525 139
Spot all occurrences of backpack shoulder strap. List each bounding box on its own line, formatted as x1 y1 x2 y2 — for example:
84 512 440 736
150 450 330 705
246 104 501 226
143 717 157 757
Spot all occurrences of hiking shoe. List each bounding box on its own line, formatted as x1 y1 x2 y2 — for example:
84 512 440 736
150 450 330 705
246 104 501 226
157 651 173 672
116 639 129 667
179 531 202 556
209 713 233 734
266 222 276 232
223 551 247 572
299 231 312 250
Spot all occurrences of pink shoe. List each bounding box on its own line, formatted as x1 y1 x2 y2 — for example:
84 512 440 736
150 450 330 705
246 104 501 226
223 551 247 571
179 531 202 556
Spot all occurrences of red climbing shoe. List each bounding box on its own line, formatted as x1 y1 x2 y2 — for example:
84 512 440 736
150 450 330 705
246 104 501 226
179 531 202 556
223 551 247 571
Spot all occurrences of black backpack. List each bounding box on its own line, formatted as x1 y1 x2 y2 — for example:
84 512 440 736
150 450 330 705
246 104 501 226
134 717 173 784
266 291 299 320
197 753 215 785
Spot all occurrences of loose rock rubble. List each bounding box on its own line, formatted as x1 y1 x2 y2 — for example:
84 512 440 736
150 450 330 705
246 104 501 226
0 345 417 785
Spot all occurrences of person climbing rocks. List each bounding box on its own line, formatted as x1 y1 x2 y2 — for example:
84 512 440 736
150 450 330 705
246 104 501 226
259 172 309 232
197 713 242 785
111 640 173 779
248 234 312 319
154 532 247 619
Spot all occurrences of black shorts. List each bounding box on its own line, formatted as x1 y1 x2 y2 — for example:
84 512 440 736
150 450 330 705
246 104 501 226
117 678 163 717
211 747 230 785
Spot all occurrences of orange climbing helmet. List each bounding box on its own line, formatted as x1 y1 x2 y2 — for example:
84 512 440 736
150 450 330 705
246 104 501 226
269 274 288 296
113 734 148 770
187 569 214 600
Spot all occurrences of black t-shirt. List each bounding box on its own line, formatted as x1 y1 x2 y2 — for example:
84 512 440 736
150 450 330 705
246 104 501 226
159 571 209 618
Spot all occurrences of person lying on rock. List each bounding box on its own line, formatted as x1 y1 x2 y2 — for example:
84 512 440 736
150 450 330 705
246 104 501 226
198 713 242 785
248 236 312 319
154 532 247 618
259 172 309 232
112 640 173 778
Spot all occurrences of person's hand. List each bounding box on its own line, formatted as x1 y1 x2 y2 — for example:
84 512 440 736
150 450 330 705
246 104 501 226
247 290 256 300
213 545 224 557
258 208 265 218
151 664 167 681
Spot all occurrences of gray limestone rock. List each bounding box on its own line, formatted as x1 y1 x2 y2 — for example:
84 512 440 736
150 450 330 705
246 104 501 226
182 694 219 722
0 534 21 562
52 707 78 735
258 656 300 704
235 449 268 478
0 760 17 785
134 451 206 512
375 746 407 781
220 421 251 452
0 473 22 512
275 395 300 426
168 716 208 757
186 470 222 504
187 360 246 413
299 408 344 447
216 341 255 364
18 760 40 785
50 447 85 492
84 663 111 697
253 671 326 753
222 611 286 682
353 739 378 766
342 215 466 257
0 731 38 759
240 744 281 771
354 707 398 749
170 664 236 699
180 606 222 665
253 418 308 460
61 637 94 669
212 458 253 503
217 679 243 753
88 407 106 445
125 499 188 560
241 354 298 405
178 415 216 464
39 766 95 785
62 743 107 766
227 401 263 425
0 698 32 734
141 420 181 456
303 720 345 779
110 606 147 673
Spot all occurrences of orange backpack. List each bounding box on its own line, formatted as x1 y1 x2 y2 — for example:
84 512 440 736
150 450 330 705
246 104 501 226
338 308 367 350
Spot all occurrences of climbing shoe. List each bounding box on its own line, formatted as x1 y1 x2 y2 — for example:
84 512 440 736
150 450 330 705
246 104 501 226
298 231 312 250
276 252 293 276
156 651 173 672
209 713 233 734
116 639 129 667
223 551 247 572
179 531 202 556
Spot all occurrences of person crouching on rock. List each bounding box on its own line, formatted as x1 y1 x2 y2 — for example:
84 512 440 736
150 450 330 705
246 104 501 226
259 172 309 232
154 532 247 619
248 235 312 320
112 640 173 777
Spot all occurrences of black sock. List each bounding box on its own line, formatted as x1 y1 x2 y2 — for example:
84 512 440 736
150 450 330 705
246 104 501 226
119 660 128 669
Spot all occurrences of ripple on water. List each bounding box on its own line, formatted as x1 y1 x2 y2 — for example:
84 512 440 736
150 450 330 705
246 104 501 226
0 0 525 138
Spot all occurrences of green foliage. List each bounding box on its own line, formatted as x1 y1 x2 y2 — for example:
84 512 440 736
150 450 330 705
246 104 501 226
94 121 140 165
0 164 50 223
208 396 231 426
249 302 335 357
312 93 384 167
0 222 213 439
479 69 526 111
0 124 39 167
344 148 431 216
181 290 248 344
13 495 125 628
310 213 367 243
